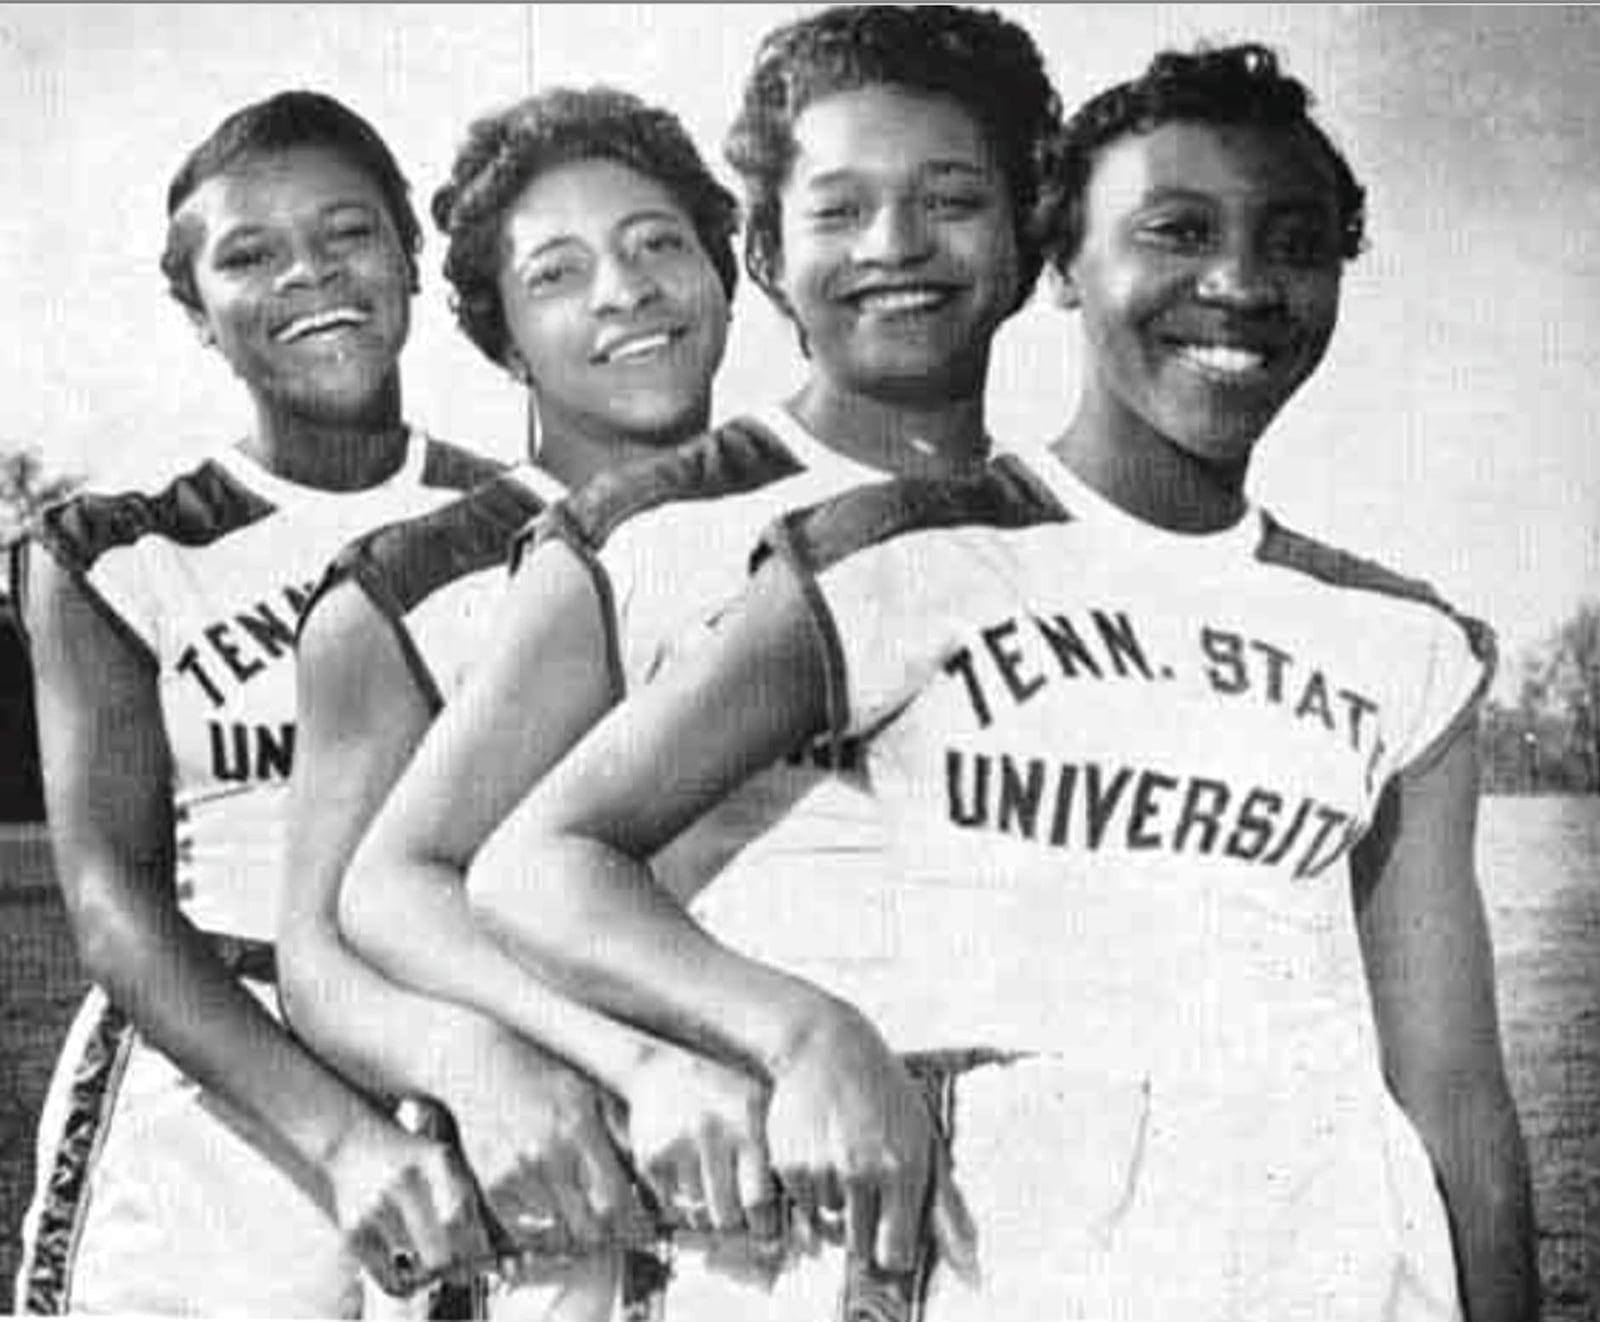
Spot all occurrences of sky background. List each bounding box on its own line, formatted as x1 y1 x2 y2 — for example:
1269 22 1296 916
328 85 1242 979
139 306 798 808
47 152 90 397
2 4 1597 696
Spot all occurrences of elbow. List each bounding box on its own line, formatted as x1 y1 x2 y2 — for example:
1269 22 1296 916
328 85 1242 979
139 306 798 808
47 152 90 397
66 885 140 992
335 854 387 960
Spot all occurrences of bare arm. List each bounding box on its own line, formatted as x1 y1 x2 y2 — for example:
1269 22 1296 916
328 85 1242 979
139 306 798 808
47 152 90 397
22 546 481 1294
336 543 774 1234
470 560 977 1278
281 581 640 1248
338 542 616 1010
1353 724 1539 1322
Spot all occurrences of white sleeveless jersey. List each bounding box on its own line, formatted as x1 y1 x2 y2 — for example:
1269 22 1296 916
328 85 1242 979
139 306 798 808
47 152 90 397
303 463 565 711
760 446 1494 1094
25 434 504 941
524 405 893 966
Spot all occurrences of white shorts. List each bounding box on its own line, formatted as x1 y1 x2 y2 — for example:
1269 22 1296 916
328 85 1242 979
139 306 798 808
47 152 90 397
15 975 364 1317
652 1051 1462 1322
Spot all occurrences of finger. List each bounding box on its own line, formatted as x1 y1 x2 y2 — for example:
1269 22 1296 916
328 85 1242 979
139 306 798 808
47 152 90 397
363 1200 421 1296
436 1158 493 1266
928 1160 981 1288
673 1152 712 1233
701 1138 745 1236
846 1176 881 1263
779 1168 820 1254
504 1179 569 1257
579 1128 640 1234
549 1163 604 1251
392 1169 455 1279
736 1139 780 1242
345 1220 407 1297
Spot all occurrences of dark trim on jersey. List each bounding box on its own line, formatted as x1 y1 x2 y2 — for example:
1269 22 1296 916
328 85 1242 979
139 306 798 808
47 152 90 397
419 438 508 495
1256 513 1498 776
508 416 804 703
300 472 546 714
24 459 280 672
757 454 1070 750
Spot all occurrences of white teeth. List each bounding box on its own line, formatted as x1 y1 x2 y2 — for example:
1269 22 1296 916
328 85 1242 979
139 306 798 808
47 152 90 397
277 307 367 342
1178 344 1267 376
603 331 675 363
856 288 945 314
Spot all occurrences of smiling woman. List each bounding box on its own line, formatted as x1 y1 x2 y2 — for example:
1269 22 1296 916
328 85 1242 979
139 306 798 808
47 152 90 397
9 90 509 1316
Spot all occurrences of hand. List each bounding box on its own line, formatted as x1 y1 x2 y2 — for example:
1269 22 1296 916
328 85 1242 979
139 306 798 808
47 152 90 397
443 1032 644 1257
622 1046 777 1241
766 1004 978 1282
324 1110 490 1297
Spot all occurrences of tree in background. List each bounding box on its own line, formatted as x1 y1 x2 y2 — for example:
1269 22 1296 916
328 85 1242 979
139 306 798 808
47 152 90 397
0 444 81 552
1482 599 1600 794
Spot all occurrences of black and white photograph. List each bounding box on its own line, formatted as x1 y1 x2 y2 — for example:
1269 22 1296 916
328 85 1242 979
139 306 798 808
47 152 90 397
1 5 1595 1319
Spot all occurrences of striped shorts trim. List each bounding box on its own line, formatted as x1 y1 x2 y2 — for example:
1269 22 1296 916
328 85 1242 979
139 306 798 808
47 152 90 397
14 992 134 1315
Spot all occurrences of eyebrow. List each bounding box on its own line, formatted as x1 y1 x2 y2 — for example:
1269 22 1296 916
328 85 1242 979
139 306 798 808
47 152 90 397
1138 185 1334 214
801 160 992 190
514 207 688 267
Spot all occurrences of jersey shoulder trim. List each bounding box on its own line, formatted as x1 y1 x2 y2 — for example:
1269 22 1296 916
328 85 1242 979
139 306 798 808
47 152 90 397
326 471 546 623
763 451 1070 577
33 458 277 575
1256 514 1496 666
420 437 508 493
522 415 804 566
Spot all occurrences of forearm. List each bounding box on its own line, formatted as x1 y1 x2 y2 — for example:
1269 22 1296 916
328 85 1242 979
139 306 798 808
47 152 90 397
280 921 524 1108
1408 1079 1539 1322
341 840 696 1100
77 887 386 1214
470 833 846 1075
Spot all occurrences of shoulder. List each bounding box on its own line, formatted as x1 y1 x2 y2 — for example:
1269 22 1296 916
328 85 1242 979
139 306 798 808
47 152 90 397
547 415 805 555
1256 513 1495 664
34 456 277 575
764 452 1070 576
418 435 509 495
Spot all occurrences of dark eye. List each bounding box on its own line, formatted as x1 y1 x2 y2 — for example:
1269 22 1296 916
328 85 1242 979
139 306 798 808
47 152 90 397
636 227 690 257
1139 213 1213 252
522 259 582 294
808 199 861 227
217 246 271 272
1264 220 1339 269
924 189 986 218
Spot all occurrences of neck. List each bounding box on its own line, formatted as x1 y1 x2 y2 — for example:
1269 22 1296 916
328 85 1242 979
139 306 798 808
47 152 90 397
241 378 409 491
787 379 989 479
533 403 710 491
1048 390 1249 534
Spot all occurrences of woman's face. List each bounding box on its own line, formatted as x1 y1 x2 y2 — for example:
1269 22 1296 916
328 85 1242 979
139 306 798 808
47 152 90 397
496 158 729 446
1061 119 1344 470
182 144 413 421
772 84 1021 404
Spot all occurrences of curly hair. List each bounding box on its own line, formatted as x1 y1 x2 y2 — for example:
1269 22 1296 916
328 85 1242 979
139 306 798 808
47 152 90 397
432 86 740 370
723 4 1062 314
160 89 422 313
1038 42 1367 271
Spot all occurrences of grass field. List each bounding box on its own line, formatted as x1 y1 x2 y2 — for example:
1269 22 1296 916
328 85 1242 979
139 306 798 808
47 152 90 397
3 804 1597 1316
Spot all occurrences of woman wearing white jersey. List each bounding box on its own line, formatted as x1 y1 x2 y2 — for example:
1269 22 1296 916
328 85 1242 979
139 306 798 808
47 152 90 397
280 87 741 1315
450 43 1538 1322
334 3 1061 1311
12 91 506 1314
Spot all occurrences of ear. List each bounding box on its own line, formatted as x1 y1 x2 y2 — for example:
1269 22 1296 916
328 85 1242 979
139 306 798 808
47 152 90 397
1048 262 1082 311
186 305 218 350
503 347 531 386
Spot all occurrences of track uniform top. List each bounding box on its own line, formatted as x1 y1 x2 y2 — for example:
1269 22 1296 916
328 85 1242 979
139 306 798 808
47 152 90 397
747 445 1487 1318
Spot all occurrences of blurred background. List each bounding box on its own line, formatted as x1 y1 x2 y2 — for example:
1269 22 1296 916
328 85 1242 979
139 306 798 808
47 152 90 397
1 5 1596 1313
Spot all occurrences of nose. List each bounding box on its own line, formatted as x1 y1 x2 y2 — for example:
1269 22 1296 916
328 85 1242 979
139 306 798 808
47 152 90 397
590 250 661 315
275 235 338 292
1196 244 1283 311
855 197 933 266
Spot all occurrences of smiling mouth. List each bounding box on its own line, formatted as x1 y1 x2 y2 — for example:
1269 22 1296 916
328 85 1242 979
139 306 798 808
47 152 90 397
275 307 369 343
594 328 683 365
849 286 954 316
1172 342 1278 382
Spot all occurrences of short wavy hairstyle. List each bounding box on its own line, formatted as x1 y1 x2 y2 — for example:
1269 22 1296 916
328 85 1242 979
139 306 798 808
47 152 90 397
723 4 1062 314
432 86 740 370
1038 42 1367 272
160 89 422 313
